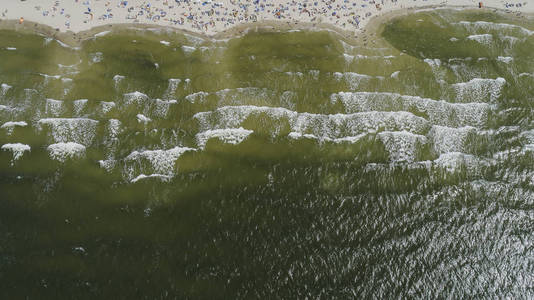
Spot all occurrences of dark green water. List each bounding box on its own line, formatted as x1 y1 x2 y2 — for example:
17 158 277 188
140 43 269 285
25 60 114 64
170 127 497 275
1 9 534 298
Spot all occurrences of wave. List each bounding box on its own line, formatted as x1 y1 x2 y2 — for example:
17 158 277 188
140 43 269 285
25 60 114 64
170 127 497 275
451 77 506 103
122 147 196 182
37 118 99 146
73 99 89 117
467 34 493 45
1 121 27 135
455 21 534 36
331 92 490 128
194 105 430 139
429 125 476 154
333 72 384 90
47 142 86 163
196 128 253 149
1 143 30 164
378 131 427 163
45 99 65 117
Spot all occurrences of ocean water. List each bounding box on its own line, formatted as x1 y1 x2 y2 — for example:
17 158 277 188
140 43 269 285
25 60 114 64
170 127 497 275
1 10 534 298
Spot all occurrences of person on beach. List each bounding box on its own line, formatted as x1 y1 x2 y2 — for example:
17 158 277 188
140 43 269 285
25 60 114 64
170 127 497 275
3 0 531 35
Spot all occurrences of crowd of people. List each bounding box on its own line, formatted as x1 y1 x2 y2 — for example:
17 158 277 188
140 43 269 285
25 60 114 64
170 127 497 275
5 0 532 34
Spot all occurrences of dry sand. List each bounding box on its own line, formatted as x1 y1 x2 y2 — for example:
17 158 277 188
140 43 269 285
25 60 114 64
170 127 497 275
0 0 531 46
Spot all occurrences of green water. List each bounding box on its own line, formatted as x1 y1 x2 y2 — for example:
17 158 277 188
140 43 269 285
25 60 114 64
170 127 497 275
1 9 534 298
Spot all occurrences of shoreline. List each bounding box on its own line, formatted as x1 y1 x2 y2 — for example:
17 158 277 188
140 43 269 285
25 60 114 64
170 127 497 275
0 4 532 48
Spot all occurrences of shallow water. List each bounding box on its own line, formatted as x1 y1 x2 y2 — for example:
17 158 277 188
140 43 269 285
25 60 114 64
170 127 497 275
1 10 534 298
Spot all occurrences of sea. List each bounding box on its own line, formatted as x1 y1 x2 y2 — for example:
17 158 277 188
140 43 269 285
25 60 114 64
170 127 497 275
1 9 534 298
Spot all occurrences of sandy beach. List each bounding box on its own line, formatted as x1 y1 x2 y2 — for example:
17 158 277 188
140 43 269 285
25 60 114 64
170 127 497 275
0 0 531 42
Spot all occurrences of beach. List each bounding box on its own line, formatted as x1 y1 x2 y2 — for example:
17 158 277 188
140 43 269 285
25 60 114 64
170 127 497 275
0 0 531 42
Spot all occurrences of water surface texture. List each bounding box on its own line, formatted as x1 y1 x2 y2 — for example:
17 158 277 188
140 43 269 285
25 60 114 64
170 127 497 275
1 10 534 298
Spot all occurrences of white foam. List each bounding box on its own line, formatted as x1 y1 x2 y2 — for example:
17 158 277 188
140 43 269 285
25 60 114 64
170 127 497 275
107 119 121 140
1 121 27 135
288 132 318 141
288 131 367 144
123 91 177 119
37 118 99 146
424 58 441 68
194 106 430 139
152 99 177 118
55 39 80 50
1 83 11 95
5 47 16 51
94 31 111 37
497 56 514 64
1 143 30 164
101 119 122 167
100 101 116 115
499 35 521 47
467 34 493 45
390 71 400 79
448 57 473 63
0 105 15 116
61 78 73 84
185 91 209 103
333 72 380 90
113 75 125 89
196 127 253 149
183 33 205 46
58 63 79 69
123 91 149 106
45 99 65 117
131 173 173 183
73 99 88 116
492 147 523 161
378 131 427 163
331 92 489 128
47 142 86 163
520 132 534 153
309 70 320 80
434 152 479 173
280 91 297 110
343 53 354 63
452 77 506 103
284 71 304 77
89 52 103 64
182 45 196 53
160 40 171 46
214 87 276 106
423 59 446 82
185 87 279 107
163 78 181 99
123 146 195 182
354 54 396 60
136 114 152 124
40 73 61 80
429 125 476 154
98 159 116 172
456 21 534 36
